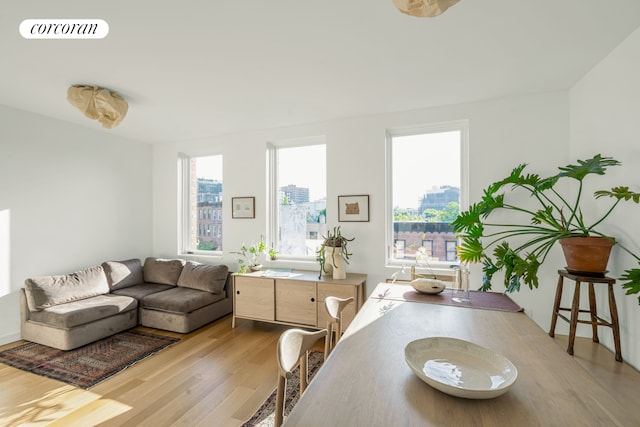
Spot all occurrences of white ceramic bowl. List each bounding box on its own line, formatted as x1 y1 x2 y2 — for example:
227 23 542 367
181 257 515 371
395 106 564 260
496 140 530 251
404 337 518 399
410 278 446 294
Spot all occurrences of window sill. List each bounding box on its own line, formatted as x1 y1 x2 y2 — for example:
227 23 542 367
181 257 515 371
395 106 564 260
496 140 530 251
263 257 319 272
180 252 223 261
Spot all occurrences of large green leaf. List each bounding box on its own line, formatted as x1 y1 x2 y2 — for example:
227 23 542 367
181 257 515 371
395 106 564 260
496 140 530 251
481 257 500 291
619 267 640 304
522 253 541 289
451 203 483 233
494 163 528 188
557 154 620 181
495 163 539 187
480 193 504 214
531 206 558 227
488 242 541 293
456 236 484 263
535 175 559 192
594 186 640 203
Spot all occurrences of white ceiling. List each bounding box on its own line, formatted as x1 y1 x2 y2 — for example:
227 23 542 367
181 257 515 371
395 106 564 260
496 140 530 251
2 0 640 144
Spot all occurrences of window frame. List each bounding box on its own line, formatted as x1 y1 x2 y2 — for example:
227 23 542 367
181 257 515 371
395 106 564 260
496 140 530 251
421 239 434 257
178 152 224 257
445 240 458 262
385 120 469 269
267 136 327 261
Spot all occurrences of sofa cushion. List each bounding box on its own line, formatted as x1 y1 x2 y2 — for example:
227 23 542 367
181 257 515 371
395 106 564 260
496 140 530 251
24 265 109 311
28 294 137 328
177 262 228 294
103 259 144 290
143 257 185 285
141 287 224 313
111 283 174 300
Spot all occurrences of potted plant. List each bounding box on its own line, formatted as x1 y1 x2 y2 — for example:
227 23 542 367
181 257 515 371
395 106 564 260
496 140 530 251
232 236 276 274
452 154 640 303
317 226 354 279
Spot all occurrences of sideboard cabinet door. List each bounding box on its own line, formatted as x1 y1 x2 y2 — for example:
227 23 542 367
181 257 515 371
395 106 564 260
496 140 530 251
275 279 317 326
234 276 275 321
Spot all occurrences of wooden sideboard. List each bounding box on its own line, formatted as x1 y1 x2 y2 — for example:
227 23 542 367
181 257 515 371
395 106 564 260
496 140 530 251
232 271 366 331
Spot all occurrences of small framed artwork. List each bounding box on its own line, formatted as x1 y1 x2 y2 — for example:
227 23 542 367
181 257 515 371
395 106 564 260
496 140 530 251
338 195 370 222
232 197 255 219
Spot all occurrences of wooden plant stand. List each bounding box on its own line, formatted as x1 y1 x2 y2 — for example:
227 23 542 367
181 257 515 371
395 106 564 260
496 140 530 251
549 269 622 362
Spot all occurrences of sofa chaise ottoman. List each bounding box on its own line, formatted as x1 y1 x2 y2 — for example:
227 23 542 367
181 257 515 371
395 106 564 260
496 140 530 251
20 257 232 350
20 264 138 350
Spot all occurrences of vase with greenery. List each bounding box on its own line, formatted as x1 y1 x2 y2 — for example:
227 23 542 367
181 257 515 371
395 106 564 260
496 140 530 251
451 154 640 303
232 236 277 274
317 226 354 279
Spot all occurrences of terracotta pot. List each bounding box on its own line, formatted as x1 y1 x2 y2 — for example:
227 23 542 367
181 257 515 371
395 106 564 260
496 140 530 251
559 237 615 275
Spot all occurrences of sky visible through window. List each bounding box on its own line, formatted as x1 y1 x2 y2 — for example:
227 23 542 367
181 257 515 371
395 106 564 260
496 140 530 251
393 131 460 210
195 155 222 180
278 144 326 201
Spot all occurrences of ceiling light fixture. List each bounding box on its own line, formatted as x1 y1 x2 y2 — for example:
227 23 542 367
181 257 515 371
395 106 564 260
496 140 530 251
393 0 460 18
67 85 128 129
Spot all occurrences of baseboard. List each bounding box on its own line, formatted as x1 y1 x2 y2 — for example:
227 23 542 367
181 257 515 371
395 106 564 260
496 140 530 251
0 331 21 346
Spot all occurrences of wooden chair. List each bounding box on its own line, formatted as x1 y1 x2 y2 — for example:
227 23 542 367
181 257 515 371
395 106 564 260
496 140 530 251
323 296 354 359
275 328 327 427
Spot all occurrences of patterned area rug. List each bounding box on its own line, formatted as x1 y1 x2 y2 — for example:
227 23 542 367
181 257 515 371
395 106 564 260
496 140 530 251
0 329 179 389
242 351 324 427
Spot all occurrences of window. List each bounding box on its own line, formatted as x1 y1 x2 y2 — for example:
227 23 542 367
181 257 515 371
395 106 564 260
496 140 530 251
386 121 467 266
179 154 223 254
268 138 326 258
445 240 458 262
421 240 434 257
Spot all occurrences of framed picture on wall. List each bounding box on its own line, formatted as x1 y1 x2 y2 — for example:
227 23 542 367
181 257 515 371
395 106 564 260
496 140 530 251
232 197 255 219
338 195 369 222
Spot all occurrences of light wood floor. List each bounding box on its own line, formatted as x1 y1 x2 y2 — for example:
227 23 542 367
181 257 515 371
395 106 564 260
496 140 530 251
0 316 299 427
1 315 639 426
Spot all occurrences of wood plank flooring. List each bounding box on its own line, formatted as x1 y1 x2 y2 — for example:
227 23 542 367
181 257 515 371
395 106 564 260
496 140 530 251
0 316 293 427
1 314 639 426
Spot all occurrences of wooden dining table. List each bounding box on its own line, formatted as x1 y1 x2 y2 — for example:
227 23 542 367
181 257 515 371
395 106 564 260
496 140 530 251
284 283 638 426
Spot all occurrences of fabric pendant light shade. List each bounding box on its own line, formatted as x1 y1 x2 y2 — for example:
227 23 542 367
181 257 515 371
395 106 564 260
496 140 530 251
67 85 128 129
393 0 460 17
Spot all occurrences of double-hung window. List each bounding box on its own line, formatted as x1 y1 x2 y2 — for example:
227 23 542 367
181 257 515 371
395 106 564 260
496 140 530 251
386 121 468 268
179 154 223 254
268 138 326 259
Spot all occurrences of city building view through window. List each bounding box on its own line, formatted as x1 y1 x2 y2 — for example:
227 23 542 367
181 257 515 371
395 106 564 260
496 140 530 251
273 143 326 257
390 129 461 264
191 155 223 252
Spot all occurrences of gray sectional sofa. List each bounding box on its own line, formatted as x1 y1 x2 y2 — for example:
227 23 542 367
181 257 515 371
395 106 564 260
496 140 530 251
20 257 232 350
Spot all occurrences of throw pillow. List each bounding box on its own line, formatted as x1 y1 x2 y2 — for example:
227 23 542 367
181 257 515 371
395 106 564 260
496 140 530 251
177 262 228 294
24 265 109 311
103 259 144 290
143 257 185 285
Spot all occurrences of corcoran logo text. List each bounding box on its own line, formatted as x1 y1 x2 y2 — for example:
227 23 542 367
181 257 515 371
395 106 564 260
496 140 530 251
20 19 109 39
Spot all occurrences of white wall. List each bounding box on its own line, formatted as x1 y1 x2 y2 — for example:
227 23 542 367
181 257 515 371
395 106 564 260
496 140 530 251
570 26 640 368
152 91 569 337
0 106 152 345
